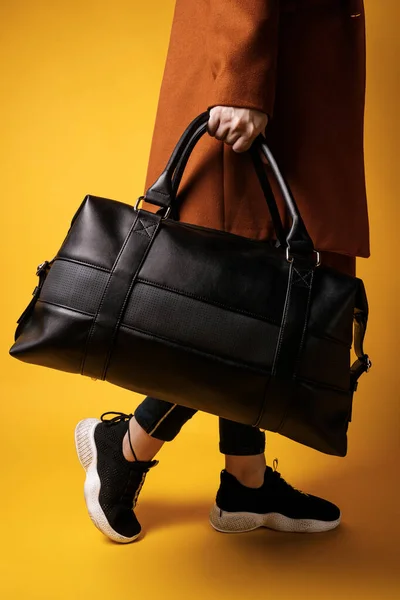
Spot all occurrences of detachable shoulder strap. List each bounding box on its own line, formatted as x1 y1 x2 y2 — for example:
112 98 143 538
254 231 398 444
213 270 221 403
350 279 372 392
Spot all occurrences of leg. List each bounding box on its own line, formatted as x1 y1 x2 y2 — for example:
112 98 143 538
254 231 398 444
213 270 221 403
219 418 267 488
210 417 341 534
123 396 197 461
75 396 197 543
210 253 356 534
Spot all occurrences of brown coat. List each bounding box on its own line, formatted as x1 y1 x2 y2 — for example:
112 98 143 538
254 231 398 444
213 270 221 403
141 0 370 259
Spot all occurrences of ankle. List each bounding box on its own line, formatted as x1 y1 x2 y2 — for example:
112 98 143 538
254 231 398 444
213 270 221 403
226 468 265 489
224 453 266 489
122 417 164 462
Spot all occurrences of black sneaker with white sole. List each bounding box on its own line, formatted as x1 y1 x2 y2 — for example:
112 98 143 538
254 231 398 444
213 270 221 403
209 459 341 534
74 411 158 543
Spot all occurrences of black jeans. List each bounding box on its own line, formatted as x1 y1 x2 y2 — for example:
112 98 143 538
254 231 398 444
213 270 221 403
134 396 266 456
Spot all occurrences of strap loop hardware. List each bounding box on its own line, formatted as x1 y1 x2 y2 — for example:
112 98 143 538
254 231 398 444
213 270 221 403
286 247 321 266
134 195 171 220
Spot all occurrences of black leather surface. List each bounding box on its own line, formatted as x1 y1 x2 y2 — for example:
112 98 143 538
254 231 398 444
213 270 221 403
81 211 162 380
9 110 371 457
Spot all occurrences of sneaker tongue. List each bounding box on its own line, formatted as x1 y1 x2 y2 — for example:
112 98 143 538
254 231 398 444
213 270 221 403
264 465 283 485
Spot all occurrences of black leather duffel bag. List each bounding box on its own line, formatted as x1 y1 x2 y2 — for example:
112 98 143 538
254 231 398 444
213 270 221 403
9 110 371 457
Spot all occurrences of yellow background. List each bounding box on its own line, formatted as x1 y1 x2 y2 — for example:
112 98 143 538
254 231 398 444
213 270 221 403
1 1 399 598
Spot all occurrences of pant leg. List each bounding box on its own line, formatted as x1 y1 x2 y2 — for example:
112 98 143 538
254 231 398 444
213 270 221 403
134 396 197 441
219 418 266 456
135 396 265 456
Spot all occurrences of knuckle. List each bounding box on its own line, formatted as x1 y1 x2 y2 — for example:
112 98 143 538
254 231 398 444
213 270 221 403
230 116 241 131
220 106 234 121
246 123 255 136
216 128 228 141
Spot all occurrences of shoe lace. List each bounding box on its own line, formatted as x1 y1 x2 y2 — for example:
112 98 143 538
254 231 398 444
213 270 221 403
271 458 309 496
100 411 139 461
100 411 158 509
100 411 133 425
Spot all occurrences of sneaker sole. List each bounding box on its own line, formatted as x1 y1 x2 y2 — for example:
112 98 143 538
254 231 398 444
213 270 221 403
209 503 341 534
74 418 141 544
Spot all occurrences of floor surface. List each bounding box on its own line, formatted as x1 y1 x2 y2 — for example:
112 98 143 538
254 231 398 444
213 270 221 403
1 374 398 600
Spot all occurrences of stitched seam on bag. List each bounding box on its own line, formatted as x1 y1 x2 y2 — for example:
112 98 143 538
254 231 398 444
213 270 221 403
80 212 140 376
173 219 280 244
293 269 314 376
101 218 161 380
135 277 351 347
292 373 351 394
172 219 280 245
36 300 96 370
270 265 293 375
56 256 111 273
292 267 313 288
276 269 315 434
135 278 281 327
119 323 272 375
148 189 170 197
134 229 155 238
133 218 157 238
37 299 95 317
253 269 293 428
254 370 351 431
307 329 351 349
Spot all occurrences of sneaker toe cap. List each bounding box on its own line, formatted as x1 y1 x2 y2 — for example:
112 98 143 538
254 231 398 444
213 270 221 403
108 508 142 540
306 494 341 522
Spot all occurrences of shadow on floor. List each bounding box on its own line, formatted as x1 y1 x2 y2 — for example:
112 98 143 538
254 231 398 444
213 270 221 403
134 463 399 592
136 498 210 532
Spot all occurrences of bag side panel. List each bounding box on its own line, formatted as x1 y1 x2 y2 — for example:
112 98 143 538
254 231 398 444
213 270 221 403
9 301 94 374
58 195 136 270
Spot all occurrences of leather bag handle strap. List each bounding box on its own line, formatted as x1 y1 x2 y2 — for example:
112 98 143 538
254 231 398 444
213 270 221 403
144 109 315 256
170 117 313 254
170 121 287 248
143 112 211 209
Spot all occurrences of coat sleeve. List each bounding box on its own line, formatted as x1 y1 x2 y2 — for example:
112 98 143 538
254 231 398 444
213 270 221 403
205 0 280 117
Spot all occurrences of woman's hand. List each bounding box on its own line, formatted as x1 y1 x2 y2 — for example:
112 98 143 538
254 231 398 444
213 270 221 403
207 106 269 164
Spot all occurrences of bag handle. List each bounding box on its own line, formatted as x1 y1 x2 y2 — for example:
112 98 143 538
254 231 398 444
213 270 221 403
143 110 315 256
169 118 287 249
